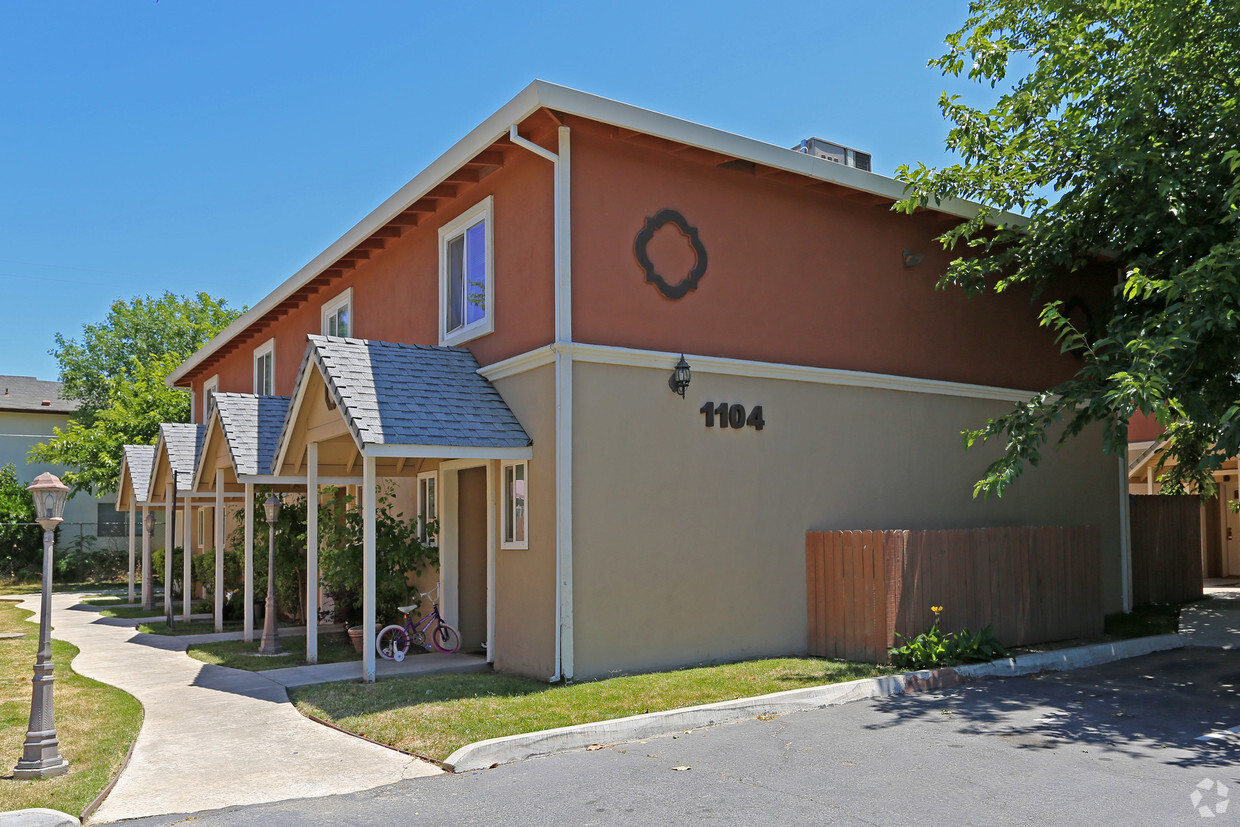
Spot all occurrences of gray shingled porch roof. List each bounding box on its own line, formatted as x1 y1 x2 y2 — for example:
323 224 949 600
280 335 531 456
153 422 206 497
119 444 156 506
211 393 291 477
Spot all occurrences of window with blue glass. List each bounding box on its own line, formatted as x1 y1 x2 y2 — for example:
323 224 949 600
439 196 494 345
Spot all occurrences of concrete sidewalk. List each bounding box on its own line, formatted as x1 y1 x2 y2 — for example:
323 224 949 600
12 592 459 824
1180 582 1240 648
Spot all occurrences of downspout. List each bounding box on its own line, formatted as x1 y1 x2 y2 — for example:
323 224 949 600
508 122 573 682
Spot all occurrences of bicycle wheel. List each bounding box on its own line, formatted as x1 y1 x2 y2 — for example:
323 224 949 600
375 625 410 660
431 622 461 654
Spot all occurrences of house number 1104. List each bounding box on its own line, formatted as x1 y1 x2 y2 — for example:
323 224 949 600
700 402 765 430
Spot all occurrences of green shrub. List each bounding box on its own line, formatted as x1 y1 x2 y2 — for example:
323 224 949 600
318 483 438 628
0 463 43 580
889 606 1008 670
55 533 126 581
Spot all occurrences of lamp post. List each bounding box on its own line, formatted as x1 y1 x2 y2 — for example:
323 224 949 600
13 472 71 779
258 494 282 655
142 510 155 611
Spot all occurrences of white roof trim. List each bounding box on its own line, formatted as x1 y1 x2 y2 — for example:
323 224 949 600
169 80 1019 387
363 443 534 461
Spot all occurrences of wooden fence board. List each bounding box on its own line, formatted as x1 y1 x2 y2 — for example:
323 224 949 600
1130 495 1202 606
806 525 1105 663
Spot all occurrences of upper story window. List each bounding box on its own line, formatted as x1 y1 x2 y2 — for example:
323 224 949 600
254 339 275 396
322 287 352 338
439 196 494 346
202 375 219 419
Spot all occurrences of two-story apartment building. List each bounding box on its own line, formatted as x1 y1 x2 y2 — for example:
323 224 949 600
153 81 1125 682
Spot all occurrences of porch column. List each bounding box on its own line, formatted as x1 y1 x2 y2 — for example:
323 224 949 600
182 500 192 621
362 454 376 683
214 470 225 632
127 499 136 604
140 504 152 610
244 482 255 642
306 442 319 664
163 483 174 618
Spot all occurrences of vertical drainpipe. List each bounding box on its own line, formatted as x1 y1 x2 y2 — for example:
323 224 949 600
508 122 572 681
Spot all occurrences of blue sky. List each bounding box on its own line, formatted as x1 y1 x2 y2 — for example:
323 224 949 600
1 0 983 381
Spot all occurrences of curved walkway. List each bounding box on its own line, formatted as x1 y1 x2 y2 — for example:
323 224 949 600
15 592 439 824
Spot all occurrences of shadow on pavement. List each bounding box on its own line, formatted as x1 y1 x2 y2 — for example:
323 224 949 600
863 649 1240 770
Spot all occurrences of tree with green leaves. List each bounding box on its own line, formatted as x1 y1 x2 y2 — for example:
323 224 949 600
0 463 42 579
31 292 242 495
896 0 1240 497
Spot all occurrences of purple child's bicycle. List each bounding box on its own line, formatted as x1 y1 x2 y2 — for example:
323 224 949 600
375 585 461 660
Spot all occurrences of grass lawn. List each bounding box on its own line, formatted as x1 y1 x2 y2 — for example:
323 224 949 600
0 580 126 598
187 634 364 671
290 657 896 761
136 619 247 636
0 599 143 816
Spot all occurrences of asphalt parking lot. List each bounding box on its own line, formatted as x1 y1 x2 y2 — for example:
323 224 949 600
124 648 1240 826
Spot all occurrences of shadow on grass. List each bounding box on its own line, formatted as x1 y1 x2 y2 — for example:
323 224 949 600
861 648 1240 770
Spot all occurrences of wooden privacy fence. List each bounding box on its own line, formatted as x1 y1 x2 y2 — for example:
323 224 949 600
1129 495 1202 606
805 526 1103 663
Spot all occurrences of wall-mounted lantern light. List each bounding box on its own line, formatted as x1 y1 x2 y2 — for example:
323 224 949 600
668 355 692 399
902 249 924 268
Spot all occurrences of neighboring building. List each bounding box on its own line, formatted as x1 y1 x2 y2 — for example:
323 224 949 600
150 81 1124 682
0 375 126 550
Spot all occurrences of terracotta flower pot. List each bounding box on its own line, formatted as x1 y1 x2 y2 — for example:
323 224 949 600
347 626 365 654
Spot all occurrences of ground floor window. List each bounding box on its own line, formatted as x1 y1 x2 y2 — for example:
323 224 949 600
501 461 527 549
417 470 437 545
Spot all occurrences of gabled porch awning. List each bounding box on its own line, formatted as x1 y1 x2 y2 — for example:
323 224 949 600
193 393 292 492
115 444 156 511
273 335 532 476
147 422 207 502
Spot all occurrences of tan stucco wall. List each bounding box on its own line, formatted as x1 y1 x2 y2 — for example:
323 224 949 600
490 364 557 679
570 360 1123 679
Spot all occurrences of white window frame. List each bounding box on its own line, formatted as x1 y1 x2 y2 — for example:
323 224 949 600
416 470 438 546
202 374 220 420
321 287 353 338
254 338 275 396
500 460 528 550
438 196 495 346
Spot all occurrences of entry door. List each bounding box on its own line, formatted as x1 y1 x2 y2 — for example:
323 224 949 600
455 467 489 653
1227 483 1240 576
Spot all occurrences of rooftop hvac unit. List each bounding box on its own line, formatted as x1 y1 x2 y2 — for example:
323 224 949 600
793 138 872 172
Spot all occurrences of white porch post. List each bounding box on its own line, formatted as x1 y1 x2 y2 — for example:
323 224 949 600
306 442 319 664
163 483 174 618
140 504 152 610
244 482 255 642
127 499 136 604
362 454 376 683
214 470 225 632
182 500 192 621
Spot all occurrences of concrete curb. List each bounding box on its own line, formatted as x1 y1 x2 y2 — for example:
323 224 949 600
444 634 1187 772
0 809 80 827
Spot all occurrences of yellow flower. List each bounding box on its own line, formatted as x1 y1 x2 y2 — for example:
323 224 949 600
931 605 944 614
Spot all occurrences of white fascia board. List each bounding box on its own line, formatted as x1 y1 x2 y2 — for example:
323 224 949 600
114 459 129 510
237 474 364 485
553 342 1041 403
145 434 169 505
169 79 1019 388
168 83 549 388
363 443 533 461
478 346 556 382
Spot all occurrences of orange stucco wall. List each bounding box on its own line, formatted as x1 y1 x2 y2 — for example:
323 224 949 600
569 119 1106 390
185 144 556 418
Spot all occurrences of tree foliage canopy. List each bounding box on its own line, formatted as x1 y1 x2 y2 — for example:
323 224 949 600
896 0 1240 497
31 292 241 496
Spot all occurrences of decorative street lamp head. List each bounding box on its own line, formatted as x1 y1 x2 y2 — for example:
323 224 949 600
264 495 281 526
26 473 69 532
668 355 692 398
144 510 156 536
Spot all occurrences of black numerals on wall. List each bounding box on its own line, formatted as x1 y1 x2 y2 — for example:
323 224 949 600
700 402 765 430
